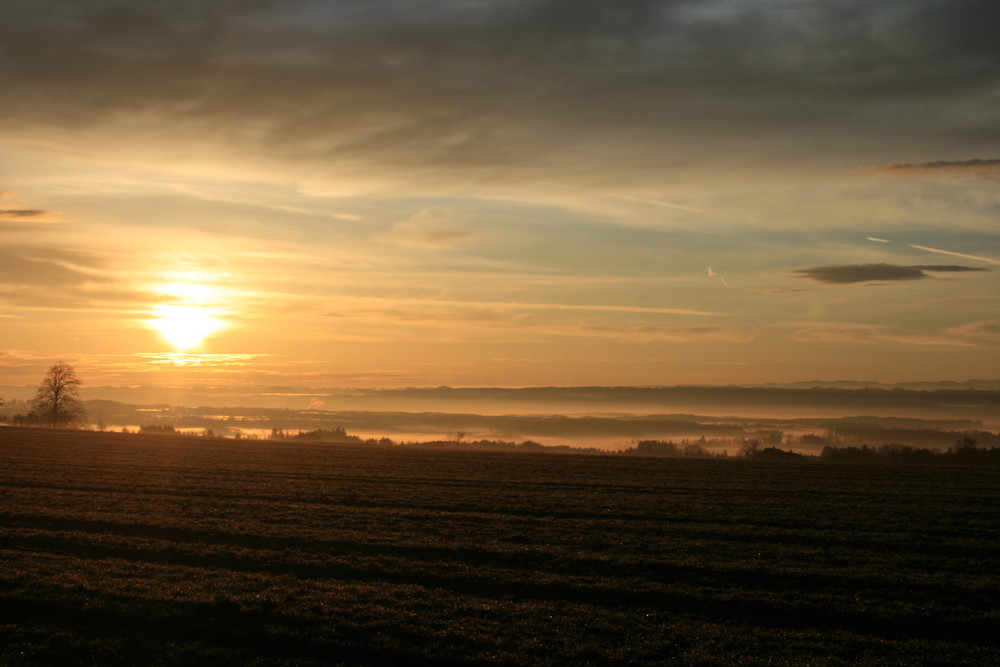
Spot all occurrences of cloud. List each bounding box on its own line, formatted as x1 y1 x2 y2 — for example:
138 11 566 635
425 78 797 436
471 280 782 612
578 324 755 343
323 296 721 324
314 294 730 344
0 209 61 222
744 286 812 295
0 191 61 222
793 263 988 284
2 1 999 192
788 323 980 347
0 247 104 287
379 209 474 248
0 245 149 311
788 323 887 345
857 158 1000 182
946 320 1000 343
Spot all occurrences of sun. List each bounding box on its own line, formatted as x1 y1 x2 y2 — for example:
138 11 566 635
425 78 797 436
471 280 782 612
146 272 230 351
151 304 225 350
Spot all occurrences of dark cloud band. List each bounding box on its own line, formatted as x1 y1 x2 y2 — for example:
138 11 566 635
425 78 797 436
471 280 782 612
857 158 1000 182
794 263 988 284
882 158 1000 170
1 0 998 183
1 209 52 219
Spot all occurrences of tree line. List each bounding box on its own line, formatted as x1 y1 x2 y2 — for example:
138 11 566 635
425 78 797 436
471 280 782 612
819 436 1000 465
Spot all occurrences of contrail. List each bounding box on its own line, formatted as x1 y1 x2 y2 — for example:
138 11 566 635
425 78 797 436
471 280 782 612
615 195 705 213
866 237 892 243
535 180 581 190
707 267 730 288
908 244 1000 266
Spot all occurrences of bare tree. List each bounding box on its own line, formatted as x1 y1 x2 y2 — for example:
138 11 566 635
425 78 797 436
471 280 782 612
30 362 87 427
738 438 762 458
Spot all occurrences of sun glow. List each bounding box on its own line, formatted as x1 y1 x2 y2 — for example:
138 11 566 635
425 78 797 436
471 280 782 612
145 271 232 351
151 304 225 350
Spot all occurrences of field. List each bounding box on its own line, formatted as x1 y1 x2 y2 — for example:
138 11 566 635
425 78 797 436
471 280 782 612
1 427 998 665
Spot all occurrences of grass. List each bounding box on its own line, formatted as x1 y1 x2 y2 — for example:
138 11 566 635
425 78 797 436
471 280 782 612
1 426 998 665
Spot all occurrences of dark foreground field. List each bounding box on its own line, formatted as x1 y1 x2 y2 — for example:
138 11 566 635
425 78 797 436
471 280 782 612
1 427 998 666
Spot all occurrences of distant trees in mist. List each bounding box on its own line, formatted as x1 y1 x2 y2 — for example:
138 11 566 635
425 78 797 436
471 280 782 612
820 437 1000 465
621 439 719 458
620 435 1000 465
269 427 364 444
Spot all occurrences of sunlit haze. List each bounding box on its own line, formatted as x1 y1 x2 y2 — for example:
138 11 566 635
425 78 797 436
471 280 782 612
1 1 998 399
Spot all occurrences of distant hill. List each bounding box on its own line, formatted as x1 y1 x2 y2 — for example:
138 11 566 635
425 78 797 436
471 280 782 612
755 379 1000 391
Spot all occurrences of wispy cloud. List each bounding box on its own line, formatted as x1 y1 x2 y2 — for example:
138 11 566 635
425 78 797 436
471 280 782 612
0 245 151 311
788 323 980 347
577 324 754 343
793 263 988 284
397 298 721 318
134 352 274 368
0 247 105 286
378 209 475 248
856 158 1000 182
946 320 1000 343
322 295 722 319
312 294 730 345
745 286 812 294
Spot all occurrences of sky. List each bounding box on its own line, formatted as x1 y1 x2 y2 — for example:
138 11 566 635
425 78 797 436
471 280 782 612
1 0 999 396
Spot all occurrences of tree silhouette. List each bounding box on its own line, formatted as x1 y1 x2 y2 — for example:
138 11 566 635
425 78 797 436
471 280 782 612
738 438 762 458
30 362 87 427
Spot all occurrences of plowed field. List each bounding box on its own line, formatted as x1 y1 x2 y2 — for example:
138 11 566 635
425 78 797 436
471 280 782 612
2 427 998 665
